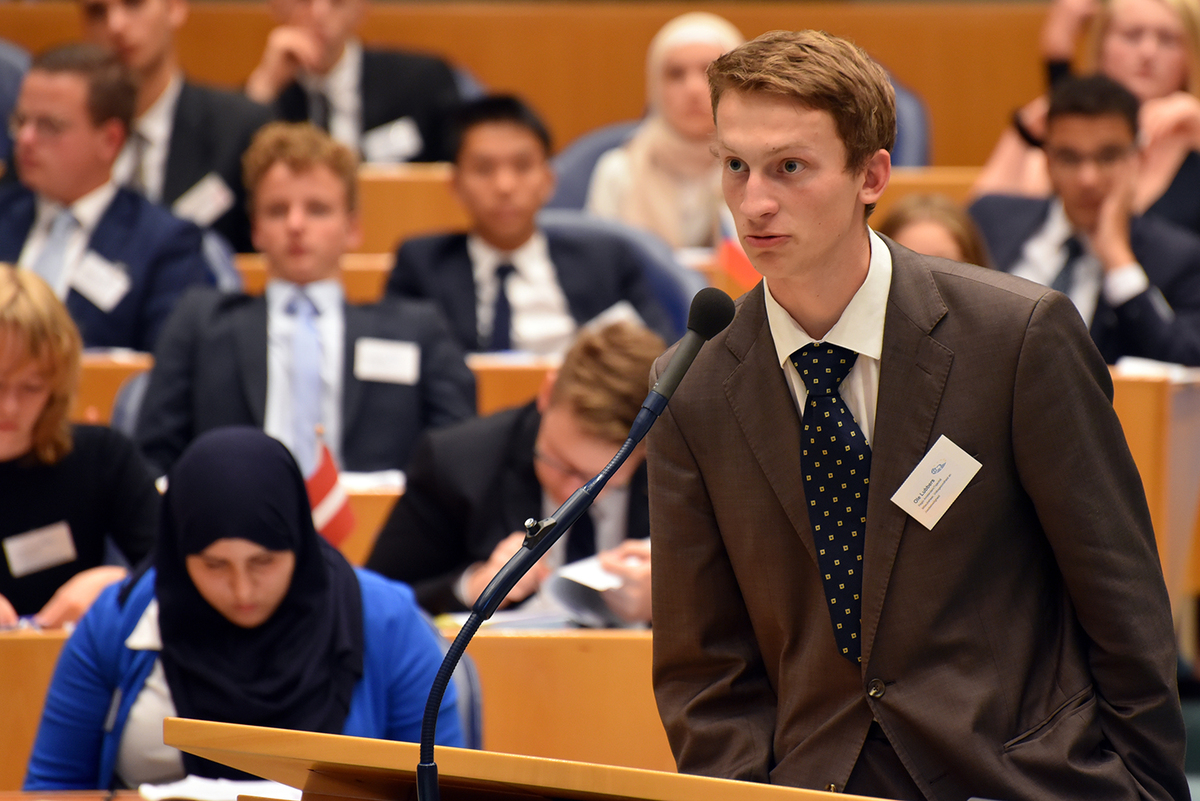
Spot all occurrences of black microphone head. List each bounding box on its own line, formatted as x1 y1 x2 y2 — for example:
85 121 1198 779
687 287 736 340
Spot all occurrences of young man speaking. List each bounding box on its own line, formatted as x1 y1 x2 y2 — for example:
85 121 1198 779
648 30 1186 801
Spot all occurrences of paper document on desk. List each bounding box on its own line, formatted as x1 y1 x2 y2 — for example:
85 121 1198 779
139 776 302 801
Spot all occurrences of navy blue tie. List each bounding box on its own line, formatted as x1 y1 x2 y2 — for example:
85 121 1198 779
1051 236 1084 295
488 262 516 351
793 343 870 664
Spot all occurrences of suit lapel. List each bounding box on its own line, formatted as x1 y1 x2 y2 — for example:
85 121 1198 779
342 303 367 432
546 233 587 324
858 242 953 665
444 237 482 349
162 83 203 204
234 296 269 425
0 189 35 262
723 283 817 566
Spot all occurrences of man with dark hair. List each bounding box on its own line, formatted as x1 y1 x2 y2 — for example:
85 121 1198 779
77 0 274 253
971 73 1200 365
245 0 461 163
385 94 672 355
650 30 1185 800
135 122 476 476
0 43 214 351
366 320 664 624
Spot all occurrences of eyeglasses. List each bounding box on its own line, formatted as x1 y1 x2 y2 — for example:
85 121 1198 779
1044 144 1136 171
8 113 73 140
533 448 595 485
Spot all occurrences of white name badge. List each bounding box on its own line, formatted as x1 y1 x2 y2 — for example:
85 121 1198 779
4 521 78 578
889 435 982 530
361 117 423 163
172 172 236 228
354 337 420 385
70 251 131 312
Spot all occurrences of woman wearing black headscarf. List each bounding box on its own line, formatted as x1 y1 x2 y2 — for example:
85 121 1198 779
25 427 463 790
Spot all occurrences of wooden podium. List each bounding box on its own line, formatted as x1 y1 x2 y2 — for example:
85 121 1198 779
164 718 866 801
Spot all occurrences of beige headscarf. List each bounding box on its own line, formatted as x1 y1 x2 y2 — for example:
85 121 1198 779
621 13 744 248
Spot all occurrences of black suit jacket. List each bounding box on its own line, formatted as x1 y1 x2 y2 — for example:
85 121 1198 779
386 231 673 351
134 287 477 474
164 82 274 253
365 402 650 614
969 193 1200 365
0 184 214 351
275 48 460 163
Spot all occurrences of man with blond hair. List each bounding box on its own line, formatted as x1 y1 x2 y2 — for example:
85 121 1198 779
648 29 1186 800
367 320 665 625
135 122 475 475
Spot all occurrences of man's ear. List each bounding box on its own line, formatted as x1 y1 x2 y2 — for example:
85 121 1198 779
535 369 558 413
858 148 891 208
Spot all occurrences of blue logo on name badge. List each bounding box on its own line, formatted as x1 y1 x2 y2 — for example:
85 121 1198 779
931 462 946 474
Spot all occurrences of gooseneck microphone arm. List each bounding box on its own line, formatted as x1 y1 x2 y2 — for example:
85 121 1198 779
415 288 736 801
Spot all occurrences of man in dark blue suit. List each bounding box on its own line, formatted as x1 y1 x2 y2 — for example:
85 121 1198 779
970 74 1200 365
78 0 274 254
135 122 476 476
0 44 214 352
386 95 672 354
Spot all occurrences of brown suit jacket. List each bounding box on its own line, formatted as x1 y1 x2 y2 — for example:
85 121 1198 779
648 240 1186 801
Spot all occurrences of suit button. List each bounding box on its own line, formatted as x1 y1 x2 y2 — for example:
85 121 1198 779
867 678 886 698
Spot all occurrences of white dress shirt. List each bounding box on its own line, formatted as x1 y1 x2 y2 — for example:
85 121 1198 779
1009 199 1150 327
764 228 893 446
301 40 363 152
18 181 119 298
467 232 577 355
264 279 346 468
112 73 183 203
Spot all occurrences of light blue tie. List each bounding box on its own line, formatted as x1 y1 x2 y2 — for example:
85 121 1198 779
287 289 322 476
32 209 78 295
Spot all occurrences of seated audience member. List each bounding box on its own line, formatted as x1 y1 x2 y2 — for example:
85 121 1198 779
135 122 475 476
24 426 463 790
585 13 744 248
0 39 28 165
971 74 1200 365
245 0 460 163
0 265 157 628
875 193 992 267
0 44 217 353
78 0 274 253
366 321 665 624
972 0 1200 236
386 96 672 355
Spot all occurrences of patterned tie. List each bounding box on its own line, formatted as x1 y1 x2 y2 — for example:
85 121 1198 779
488 262 517 351
125 129 150 197
287 290 322 476
310 91 331 132
793 343 871 664
1051 236 1084 295
32 209 78 296
564 510 597 564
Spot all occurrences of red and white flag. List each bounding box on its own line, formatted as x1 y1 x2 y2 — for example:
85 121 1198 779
305 441 356 547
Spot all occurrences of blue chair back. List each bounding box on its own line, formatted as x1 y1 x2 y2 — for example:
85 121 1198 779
890 74 931 167
547 121 639 210
110 370 151 438
420 612 484 749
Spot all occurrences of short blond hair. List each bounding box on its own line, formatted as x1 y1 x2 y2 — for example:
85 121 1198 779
549 321 667 444
708 30 896 176
0 265 82 464
1087 0 1200 97
242 122 359 214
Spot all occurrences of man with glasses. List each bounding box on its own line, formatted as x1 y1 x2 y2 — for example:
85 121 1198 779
971 73 1200 364
366 320 665 625
0 43 214 352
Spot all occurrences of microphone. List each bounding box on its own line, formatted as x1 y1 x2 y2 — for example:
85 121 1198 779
414 287 735 801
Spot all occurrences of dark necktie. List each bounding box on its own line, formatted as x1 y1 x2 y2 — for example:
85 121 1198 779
793 343 871 664
1051 236 1084 295
488 262 516 351
565 510 596 564
310 91 331 132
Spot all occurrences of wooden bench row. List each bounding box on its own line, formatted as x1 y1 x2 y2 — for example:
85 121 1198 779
0 2 1050 166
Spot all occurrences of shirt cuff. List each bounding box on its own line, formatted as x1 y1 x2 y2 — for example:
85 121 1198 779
1103 263 1151 307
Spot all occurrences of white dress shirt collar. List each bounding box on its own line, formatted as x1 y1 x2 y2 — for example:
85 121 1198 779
113 72 183 202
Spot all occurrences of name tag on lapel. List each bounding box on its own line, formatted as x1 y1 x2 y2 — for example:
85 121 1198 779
354 338 420 385
70 251 131 312
4 521 77 578
172 172 236 228
361 117 423 163
890 435 981 530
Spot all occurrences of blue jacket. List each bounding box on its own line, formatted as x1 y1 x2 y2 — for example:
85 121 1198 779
24 567 463 790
